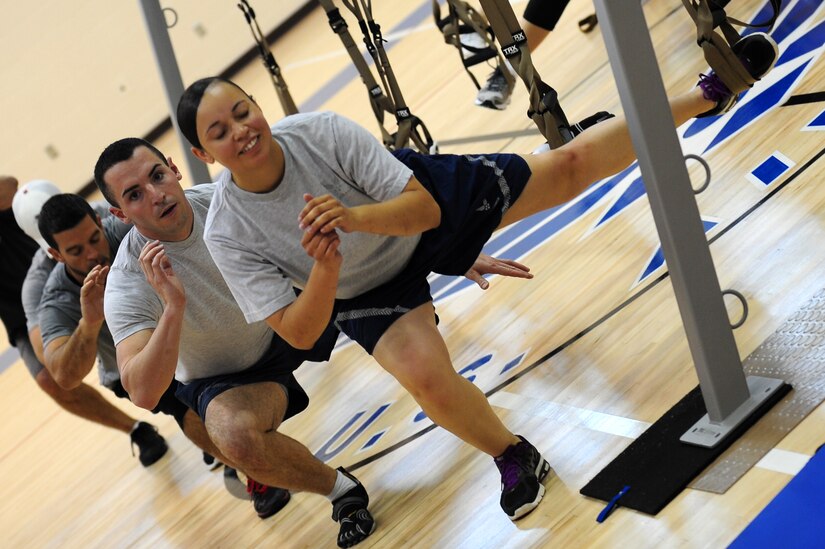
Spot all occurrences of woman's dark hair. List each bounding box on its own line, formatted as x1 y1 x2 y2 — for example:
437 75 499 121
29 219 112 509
176 76 249 150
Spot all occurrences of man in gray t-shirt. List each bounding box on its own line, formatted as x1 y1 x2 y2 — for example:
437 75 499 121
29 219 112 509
40 213 130 390
95 136 385 546
11 181 168 468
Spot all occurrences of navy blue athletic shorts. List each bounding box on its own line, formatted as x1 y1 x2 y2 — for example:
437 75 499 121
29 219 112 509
111 378 189 429
175 327 338 423
325 149 532 354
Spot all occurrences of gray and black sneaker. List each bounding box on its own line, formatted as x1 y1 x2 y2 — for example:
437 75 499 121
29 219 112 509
129 421 168 467
494 435 551 520
331 467 376 548
476 66 514 110
697 32 778 117
246 478 290 519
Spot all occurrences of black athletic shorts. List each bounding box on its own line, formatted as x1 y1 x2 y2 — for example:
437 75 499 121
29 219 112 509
323 149 532 354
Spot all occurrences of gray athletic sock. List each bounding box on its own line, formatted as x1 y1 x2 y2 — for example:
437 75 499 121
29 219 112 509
327 469 357 501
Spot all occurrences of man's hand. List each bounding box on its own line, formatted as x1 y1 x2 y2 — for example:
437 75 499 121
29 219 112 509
139 240 185 307
299 193 359 236
464 253 533 290
80 265 109 326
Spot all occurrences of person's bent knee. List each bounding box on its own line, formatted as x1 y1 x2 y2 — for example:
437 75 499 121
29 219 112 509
211 426 268 470
391 343 456 401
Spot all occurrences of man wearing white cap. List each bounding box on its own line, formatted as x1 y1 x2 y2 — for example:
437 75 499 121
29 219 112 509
3 176 168 466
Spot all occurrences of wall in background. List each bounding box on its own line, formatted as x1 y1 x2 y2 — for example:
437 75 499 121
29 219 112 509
0 0 307 193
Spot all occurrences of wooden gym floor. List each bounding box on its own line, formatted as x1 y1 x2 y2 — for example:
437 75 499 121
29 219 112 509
1 0 824 547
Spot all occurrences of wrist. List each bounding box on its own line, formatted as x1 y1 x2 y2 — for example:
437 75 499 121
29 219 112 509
162 298 187 319
79 316 104 334
348 206 364 233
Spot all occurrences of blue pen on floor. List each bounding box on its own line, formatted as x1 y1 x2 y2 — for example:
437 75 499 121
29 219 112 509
596 485 630 523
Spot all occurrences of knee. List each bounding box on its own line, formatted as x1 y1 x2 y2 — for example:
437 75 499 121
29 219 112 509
552 142 590 186
391 345 454 403
210 426 265 469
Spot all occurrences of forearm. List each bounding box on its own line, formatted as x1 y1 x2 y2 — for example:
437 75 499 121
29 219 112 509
351 185 440 236
45 319 103 389
270 263 339 349
120 305 183 409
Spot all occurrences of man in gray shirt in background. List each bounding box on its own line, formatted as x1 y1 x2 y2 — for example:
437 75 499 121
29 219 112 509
12 179 167 467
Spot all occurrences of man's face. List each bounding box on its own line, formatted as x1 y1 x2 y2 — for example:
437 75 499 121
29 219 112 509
104 146 192 242
192 81 273 174
50 215 111 282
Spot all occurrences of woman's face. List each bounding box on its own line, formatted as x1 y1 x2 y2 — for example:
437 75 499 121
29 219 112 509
194 81 273 173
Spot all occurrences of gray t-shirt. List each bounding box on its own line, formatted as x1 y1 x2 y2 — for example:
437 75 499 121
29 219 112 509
105 184 273 382
205 111 419 324
21 249 56 332
39 216 132 388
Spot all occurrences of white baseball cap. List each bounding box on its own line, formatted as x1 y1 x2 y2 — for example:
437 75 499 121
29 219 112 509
12 179 61 251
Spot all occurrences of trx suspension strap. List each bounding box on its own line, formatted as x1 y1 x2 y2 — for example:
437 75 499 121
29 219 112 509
432 0 513 91
237 0 299 115
682 0 782 95
477 0 576 148
318 0 436 154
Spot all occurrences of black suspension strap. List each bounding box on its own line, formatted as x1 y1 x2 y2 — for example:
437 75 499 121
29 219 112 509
317 0 396 148
682 0 782 95
477 0 576 148
237 0 299 115
432 0 513 91
318 0 435 154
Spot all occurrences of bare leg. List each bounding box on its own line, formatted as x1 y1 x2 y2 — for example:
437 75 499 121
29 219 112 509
180 408 234 467
204 382 336 494
373 303 519 457
522 19 550 52
35 369 135 433
499 87 714 226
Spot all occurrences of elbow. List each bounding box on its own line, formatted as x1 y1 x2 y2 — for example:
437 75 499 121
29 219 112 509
127 386 161 411
122 377 160 410
46 360 83 391
53 371 82 391
422 193 441 232
288 332 318 350
266 312 318 350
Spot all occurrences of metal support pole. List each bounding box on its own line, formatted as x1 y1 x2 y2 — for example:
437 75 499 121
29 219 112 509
138 0 213 184
592 0 783 447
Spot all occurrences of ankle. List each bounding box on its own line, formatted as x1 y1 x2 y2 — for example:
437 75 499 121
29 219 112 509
327 468 358 501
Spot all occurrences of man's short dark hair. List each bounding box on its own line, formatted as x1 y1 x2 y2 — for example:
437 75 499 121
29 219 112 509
94 138 167 207
38 194 98 250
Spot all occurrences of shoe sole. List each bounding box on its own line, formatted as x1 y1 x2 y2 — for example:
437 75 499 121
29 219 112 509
508 458 552 521
138 445 168 467
474 98 510 111
739 32 779 80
